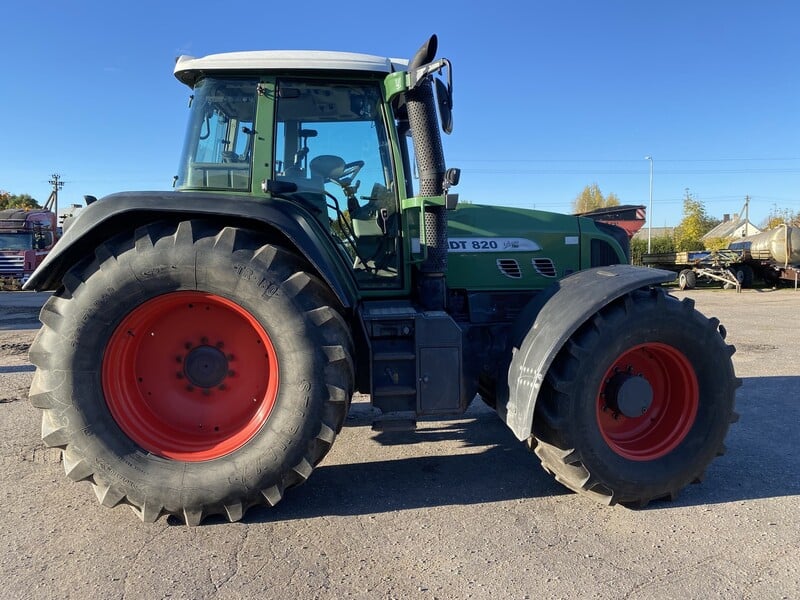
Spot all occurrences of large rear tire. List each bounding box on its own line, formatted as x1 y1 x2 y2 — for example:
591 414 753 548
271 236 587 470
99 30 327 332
531 288 739 506
29 220 354 524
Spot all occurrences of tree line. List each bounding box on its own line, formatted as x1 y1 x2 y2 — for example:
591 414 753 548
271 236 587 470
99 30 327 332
628 189 719 264
571 182 620 214
0 191 41 210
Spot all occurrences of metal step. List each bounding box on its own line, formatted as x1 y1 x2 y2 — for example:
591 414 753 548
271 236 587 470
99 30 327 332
372 385 416 398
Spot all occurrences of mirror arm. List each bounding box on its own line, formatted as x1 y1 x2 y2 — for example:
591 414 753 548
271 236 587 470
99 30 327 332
408 58 452 93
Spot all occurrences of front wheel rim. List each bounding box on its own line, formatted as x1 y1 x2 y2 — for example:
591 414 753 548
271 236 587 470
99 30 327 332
596 343 698 461
102 291 279 461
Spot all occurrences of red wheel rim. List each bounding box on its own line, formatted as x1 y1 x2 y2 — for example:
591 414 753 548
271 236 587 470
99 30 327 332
102 292 279 461
596 343 698 461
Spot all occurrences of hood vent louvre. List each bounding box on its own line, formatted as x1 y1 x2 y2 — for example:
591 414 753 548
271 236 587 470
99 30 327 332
533 258 557 278
497 258 522 279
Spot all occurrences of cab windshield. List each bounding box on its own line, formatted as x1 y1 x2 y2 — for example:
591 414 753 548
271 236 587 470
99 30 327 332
175 77 257 191
0 233 33 250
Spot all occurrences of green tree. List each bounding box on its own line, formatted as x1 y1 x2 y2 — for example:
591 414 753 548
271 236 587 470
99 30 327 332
630 237 646 265
572 183 621 214
673 189 719 251
630 234 675 265
704 236 729 251
0 191 41 210
651 234 676 254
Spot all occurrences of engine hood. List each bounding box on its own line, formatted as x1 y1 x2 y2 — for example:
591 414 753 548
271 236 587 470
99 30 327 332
443 204 583 290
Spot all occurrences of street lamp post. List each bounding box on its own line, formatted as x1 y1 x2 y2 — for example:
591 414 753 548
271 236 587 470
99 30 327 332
645 155 654 253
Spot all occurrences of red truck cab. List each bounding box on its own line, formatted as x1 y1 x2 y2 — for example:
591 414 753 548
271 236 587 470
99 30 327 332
0 208 58 289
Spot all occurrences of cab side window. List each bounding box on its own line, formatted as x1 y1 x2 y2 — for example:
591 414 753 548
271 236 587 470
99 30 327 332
176 78 256 191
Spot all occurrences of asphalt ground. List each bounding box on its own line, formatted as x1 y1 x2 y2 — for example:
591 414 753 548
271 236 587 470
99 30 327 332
0 288 798 600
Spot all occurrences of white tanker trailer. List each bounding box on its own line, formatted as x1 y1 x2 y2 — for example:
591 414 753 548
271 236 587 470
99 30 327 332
643 224 800 290
729 224 800 266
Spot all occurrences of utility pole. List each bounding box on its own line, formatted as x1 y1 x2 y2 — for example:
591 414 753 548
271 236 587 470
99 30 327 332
45 173 64 217
645 156 654 253
744 195 750 236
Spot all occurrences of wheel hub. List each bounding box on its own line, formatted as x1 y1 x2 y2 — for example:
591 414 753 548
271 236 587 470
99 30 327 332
605 371 654 418
103 291 279 461
183 345 229 389
596 343 699 461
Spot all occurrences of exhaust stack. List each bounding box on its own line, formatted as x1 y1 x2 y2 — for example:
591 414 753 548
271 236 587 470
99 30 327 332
406 35 448 310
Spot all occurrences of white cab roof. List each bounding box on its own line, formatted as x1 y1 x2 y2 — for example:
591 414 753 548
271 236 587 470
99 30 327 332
174 50 408 85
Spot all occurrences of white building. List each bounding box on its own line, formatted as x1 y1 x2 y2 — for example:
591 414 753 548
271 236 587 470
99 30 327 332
702 213 761 241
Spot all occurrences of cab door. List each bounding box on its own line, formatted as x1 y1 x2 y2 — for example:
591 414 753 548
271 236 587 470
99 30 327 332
272 78 403 291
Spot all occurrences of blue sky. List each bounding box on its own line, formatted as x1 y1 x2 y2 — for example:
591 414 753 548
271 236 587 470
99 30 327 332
1 1 798 227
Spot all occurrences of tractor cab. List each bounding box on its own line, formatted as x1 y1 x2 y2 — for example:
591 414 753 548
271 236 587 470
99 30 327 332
172 47 455 293
172 59 423 289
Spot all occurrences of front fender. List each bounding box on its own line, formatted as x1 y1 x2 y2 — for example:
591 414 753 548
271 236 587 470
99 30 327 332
24 191 358 309
498 264 674 441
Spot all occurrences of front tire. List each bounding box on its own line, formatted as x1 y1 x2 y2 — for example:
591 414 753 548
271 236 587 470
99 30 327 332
531 288 739 506
29 220 354 524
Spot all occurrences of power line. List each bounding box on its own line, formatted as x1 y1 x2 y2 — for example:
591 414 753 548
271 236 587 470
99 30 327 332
462 167 800 175
450 157 800 163
449 155 800 176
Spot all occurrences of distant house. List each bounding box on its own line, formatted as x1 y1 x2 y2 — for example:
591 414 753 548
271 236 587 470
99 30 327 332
702 213 761 241
632 226 675 241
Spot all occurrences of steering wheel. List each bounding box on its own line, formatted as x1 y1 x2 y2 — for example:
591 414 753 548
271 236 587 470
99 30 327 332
309 155 365 215
336 160 364 185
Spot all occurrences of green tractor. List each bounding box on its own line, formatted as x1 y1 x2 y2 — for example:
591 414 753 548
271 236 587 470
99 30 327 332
25 36 738 525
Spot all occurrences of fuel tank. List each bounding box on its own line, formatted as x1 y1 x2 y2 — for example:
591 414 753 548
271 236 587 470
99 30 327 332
729 225 800 265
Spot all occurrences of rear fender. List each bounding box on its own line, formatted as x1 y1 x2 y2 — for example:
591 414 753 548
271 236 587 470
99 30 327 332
23 191 358 309
498 264 674 441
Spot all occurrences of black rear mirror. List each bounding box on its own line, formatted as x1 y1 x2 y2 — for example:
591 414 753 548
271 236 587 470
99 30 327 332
435 78 453 135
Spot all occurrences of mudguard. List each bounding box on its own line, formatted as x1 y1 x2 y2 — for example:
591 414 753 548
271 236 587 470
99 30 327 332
498 264 675 441
23 191 358 309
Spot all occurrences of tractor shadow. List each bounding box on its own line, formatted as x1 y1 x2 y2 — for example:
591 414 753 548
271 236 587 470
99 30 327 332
240 402 568 524
228 376 799 525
